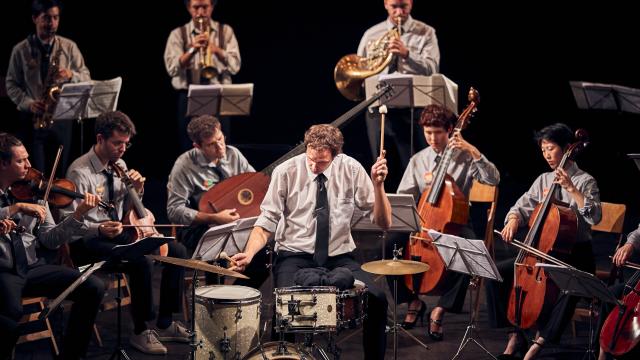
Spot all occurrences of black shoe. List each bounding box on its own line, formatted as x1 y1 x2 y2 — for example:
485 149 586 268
497 331 527 360
427 309 444 341
401 300 426 329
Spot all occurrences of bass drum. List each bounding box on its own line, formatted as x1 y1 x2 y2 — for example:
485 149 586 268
242 341 316 360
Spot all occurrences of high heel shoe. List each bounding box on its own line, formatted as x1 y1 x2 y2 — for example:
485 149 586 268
496 331 527 360
427 309 444 341
401 300 426 329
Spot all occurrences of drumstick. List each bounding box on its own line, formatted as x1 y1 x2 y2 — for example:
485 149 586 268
378 105 387 159
219 251 238 267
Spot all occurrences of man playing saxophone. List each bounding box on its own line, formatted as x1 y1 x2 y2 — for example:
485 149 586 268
357 0 441 189
5 0 91 176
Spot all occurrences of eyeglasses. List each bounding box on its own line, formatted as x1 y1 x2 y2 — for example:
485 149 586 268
111 140 133 149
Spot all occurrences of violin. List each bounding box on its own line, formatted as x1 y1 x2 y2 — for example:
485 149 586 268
600 261 640 357
110 162 168 257
10 167 114 211
506 130 589 329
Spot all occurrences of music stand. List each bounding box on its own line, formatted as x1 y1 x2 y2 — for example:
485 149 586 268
536 263 622 360
628 153 640 172
187 83 253 117
187 217 256 360
53 77 122 153
427 229 502 360
570 81 640 115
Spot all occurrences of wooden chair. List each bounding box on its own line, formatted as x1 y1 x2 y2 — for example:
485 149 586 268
571 202 627 337
17 296 59 356
468 180 499 320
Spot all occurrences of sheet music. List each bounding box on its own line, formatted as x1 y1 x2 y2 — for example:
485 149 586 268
351 194 419 232
87 77 122 117
195 216 258 261
220 83 253 116
187 84 222 117
570 81 640 114
53 77 122 120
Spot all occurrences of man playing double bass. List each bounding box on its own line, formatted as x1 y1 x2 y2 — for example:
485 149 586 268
60 111 189 355
166 114 269 289
390 104 500 339
490 123 601 359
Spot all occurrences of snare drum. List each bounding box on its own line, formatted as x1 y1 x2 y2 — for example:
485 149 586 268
195 285 261 360
242 341 316 360
337 279 368 329
274 286 337 333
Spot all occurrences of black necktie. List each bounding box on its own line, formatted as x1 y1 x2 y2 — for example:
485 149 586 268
212 166 228 181
433 154 442 171
103 169 118 221
1 192 29 275
40 43 52 82
314 174 329 266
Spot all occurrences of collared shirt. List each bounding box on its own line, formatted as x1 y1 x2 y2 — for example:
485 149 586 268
626 224 640 251
255 153 375 256
166 146 254 225
59 147 130 239
397 146 500 200
505 162 602 243
0 189 83 267
357 16 440 76
164 19 241 89
5 35 91 112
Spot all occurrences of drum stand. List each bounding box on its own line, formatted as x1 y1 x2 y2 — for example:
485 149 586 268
188 269 202 360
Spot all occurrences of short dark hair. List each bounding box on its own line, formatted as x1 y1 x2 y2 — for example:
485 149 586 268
187 115 221 144
418 104 455 129
534 123 574 149
184 0 217 7
95 111 136 140
31 0 61 17
304 124 344 156
0 133 23 163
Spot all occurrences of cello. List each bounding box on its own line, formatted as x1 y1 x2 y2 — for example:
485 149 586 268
196 84 394 217
507 130 589 329
110 162 168 257
600 261 640 358
404 88 479 294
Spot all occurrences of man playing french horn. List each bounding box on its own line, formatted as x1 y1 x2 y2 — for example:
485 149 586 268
164 0 241 152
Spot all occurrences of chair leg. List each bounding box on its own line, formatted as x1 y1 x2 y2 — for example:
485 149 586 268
93 324 103 347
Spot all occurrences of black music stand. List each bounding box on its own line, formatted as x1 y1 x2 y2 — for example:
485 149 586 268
104 237 169 360
536 263 622 360
570 81 640 114
628 153 640 172
186 83 253 117
427 229 502 360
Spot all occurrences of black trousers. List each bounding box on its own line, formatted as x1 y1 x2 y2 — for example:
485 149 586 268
485 241 595 343
385 228 473 313
70 236 186 332
0 264 105 360
273 252 388 360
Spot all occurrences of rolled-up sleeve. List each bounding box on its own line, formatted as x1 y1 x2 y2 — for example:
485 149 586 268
577 177 601 226
166 163 198 225
254 167 286 233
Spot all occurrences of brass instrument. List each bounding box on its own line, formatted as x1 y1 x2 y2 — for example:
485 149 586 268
334 16 403 101
33 45 63 130
195 16 218 80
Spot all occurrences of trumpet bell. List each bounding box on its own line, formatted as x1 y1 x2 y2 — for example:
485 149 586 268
201 66 218 80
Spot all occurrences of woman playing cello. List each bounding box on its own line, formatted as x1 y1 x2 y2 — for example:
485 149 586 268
388 103 500 339
490 123 601 359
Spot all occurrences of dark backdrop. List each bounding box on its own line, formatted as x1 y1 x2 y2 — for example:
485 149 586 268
2 0 639 232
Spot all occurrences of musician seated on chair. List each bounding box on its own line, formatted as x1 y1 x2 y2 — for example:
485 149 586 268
0 132 104 360
388 104 499 339
166 114 270 289
58 111 189 355
231 124 392 360
488 123 601 360
596 223 640 360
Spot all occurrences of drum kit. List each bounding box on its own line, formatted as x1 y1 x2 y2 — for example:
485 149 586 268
151 252 428 360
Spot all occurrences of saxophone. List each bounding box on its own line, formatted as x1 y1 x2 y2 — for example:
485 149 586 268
33 46 63 130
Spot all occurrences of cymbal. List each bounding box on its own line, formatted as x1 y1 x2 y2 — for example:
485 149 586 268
148 255 249 279
361 259 430 276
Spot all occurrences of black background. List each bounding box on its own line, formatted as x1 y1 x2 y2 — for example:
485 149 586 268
2 0 639 230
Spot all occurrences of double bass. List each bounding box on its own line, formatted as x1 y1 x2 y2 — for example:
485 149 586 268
197 84 394 218
404 88 479 294
600 261 640 358
507 130 589 329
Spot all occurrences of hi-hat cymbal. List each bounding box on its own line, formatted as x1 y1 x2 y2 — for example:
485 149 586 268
148 255 249 279
361 259 430 276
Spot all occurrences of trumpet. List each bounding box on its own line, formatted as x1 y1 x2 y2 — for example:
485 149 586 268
194 16 218 80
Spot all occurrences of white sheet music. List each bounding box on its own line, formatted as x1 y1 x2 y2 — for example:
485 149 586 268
570 81 640 114
52 77 122 120
194 216 258 261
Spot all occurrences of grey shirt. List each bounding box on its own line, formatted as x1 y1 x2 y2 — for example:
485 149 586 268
167 146 254 225
164 19 241 89
60 147 131 239
1 189 84 267
357 16 440 76
397 146 500 200
626 224 640 251
505 162 602 243
6 35 91 112
255 153 375 256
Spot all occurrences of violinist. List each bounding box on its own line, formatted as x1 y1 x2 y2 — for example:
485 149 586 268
59 111 189 355
0 132 105 360
490 123 601 359
597 224 640 360
390 104 500 339
166 115 269 288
